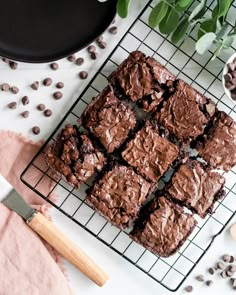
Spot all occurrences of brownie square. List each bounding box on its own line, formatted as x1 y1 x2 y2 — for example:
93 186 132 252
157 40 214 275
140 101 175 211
79 86 136 153
167 160 225 218
155 79 216 143
129 196 197 257
45 125 106 188
108 51 176 113
86 165 154 229
121 121 179 183
196 111 236 171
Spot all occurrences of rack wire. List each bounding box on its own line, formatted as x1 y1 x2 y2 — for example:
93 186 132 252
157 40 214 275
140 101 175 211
21 0 236 291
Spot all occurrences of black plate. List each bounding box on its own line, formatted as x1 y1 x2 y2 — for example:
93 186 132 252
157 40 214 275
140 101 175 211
0 0 117 63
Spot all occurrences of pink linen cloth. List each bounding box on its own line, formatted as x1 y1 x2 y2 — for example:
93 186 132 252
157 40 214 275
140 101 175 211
0 130 73 295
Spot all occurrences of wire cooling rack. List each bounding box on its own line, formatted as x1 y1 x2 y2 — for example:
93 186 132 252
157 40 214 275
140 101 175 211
21 0 236 291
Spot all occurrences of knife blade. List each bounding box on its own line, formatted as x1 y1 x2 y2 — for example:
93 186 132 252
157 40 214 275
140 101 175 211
0 175 109 287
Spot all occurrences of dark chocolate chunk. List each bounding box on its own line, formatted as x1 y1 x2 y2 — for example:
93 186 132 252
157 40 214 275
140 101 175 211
11 86 19 94
56 82 64 89
37 104 46 111
75 57 84 66
8 102 17 109
9 61 18 70
109 26 118 34
32 126 40 134
50 62 59 70
208 267 215 275
206 280 213 287
67 54 76 62
196 275 204 282
31 81 39 90
79 71 88 79
22 96 29 105
1 83 10 91
53 91 63 100
43 78 53 86
21 111 29 118
87 45 96 53
44 109 52 117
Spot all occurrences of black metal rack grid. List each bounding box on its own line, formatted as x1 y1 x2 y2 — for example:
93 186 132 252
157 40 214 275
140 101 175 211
21 0 236 292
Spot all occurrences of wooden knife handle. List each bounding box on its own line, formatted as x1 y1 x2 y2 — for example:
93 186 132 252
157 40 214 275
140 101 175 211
27 212 109 287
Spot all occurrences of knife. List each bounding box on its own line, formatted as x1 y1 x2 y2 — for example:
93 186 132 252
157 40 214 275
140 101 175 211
0 176 109 287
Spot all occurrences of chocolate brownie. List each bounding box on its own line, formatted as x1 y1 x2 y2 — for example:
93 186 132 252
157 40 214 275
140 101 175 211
79 86 136 153
196 111 236 171
108 51 176 113
86 165 153 229
121 121 179 183
155 79 216 143
167 160 225 218
45 125 105 188
130 196 197 257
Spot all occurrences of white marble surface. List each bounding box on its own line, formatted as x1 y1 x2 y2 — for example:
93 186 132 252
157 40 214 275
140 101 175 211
1 1 236 294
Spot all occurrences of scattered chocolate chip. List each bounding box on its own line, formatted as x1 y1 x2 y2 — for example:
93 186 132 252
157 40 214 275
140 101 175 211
75 57 84 66
225 82 236 90
224 73 232 82
2 57 9 63
232 71 236 78
11 86 19 94
8 102 17 109
43 78 52 86
226 270 234 277
230 256 235 263
22 96 29 105
223 254 231 263
90 52 98 60
37 104 45 111
232 78 236 85
196 275 204 282
208 267 215 275
21 111 29 118
108 26 118 34
217 262 226 270
56 82 64 89
53 91 63 100
67 54 76 62
228 62 235 72
9 61 18 70
96 35 103 43
50 62 59 70
184 285 193 293
221 271 228 279
44 109 52 117
229 265 236 272
206 280 213 287
32 126 40 135
97 41 107 49
1 83 10 91
79 71 88 79
87 45 96 53
31 81 39 90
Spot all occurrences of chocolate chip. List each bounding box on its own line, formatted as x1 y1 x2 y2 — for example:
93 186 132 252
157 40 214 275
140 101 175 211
37 104 45 111
226 270 234 277
224 73 232 82
75 57 84 66
231 71 236 78
22 96 29 105
223 254 231 262
11 86 19 94
232 78 236 85
87 45 96 53
230 256 235 263
53 91 63 100
21 111 29 118
1 83 10 91
31 81 39 90
196 275 204 282
56 82 64 89
50 62 59 70
43 78 52 86
225 82 236 90
206 280 213 287
90 52 98 60
217 262 226 270
8 102 17 109
44 109 52 117
231 278 236 288
96 35 103 43
231 93 236 100
184 285 193 292
9 61 18 70
79 71 88 79
67 54 76 62
97 41 107 49
221 271 228 278
229 265 236 272
208 267 215 275
32 126 40 134
2 57 9 63
109 26 118 34
228 62 235 72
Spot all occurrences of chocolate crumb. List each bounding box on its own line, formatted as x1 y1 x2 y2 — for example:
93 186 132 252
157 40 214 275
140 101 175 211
56 82 64 89
196 275 204 282
1 83 10 91
53 91 63 100
79 71 88 79
32 126 40 135
75 57 84 66
22 96 29 105
44 109 52 117
50 62 59 70
206 280 213 287
43 78 53 86
11 86 19 94
21 111 29 118
67 54 76 62
8 102 17 109
31 81 39 90
37 104 45 111
109 26 118 34
184 286 193 293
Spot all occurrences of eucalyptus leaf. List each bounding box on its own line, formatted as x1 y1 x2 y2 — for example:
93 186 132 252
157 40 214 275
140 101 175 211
212 41 224 60
116 0 131 18
148 1 169 28
175 2 192 12
195 32 216 54
177 0 192 8
171 17 190 43
189 0 207 22
218 0 232 18
159 7 180 35
223 34 235 48
198 18 216 40
216 23 230 40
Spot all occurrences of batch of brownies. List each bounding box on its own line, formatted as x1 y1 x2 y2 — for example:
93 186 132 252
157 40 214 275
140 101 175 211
46 51 236 258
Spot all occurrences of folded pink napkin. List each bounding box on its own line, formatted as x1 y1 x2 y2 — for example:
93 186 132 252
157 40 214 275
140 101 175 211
0 130 73 295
